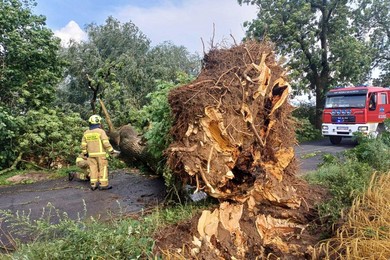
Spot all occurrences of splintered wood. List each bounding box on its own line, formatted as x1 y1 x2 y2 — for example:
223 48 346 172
168 41 298 205
167 41 312 258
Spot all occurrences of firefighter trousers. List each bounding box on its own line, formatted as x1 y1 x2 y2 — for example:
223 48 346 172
87 157 109 188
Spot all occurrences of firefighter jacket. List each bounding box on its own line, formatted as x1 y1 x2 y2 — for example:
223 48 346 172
81 127 113 157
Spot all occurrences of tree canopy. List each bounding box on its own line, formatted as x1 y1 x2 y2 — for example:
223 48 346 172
238 0 387 127
0 0 73 171
0 0 63 113
59 17 200 126
355 0 390 86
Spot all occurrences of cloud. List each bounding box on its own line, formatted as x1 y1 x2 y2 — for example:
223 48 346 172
54 20 87 47
114 0 258 54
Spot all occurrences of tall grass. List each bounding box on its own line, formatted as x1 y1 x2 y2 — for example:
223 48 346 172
314 172 390 259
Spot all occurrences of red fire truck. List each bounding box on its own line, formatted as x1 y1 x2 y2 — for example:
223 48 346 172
322 86 390 144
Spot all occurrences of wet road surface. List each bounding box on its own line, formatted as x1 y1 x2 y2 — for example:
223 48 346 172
0 138 356 249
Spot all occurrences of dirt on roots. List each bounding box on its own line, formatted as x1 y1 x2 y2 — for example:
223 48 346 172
156 40 332 259
154 179 330 259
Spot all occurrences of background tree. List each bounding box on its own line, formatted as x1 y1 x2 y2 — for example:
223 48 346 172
355 0 390 87
59 17 200 127
0 0 77 171
0 0 63 113
238 0 375 128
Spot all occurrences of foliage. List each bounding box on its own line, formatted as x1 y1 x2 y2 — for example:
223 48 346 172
346 135 390 172
58 16 151 117
0 107 84 171
292 101 316 125
238 0 378 128
355 0 390 86
130 73 194 187
294 117 322 142
59 17 200 126
292 102 321 142
107 157 127 170
306 132 390 221
0 107 22 170
137 73 194 159
305 158 372 221
18 108 84 168
2 202 208 259
0 0 63 114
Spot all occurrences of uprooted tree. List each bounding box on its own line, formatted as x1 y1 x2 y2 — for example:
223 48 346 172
110 40 325 258
153 40 326 258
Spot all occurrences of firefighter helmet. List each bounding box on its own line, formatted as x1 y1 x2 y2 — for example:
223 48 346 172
88 115 102 124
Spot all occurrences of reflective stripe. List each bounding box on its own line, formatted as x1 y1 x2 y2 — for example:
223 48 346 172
88 152 106 157
76 157 84 162
102 165 108 181
90 178 98 182
84 133 101 141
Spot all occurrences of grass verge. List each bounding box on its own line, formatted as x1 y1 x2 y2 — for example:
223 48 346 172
0 201 210 259
314 172 390 259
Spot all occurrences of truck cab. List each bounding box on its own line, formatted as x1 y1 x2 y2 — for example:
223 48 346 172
322 86 390 144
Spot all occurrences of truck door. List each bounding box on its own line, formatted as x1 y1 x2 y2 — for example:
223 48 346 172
367 92 378 122
379 92 390 120
368 92 388 123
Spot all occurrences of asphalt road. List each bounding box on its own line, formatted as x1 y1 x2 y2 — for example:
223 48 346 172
295 137 357 173
0 170 166 249
0 137 356 249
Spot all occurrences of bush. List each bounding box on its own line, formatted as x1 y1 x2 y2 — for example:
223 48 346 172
294 117 322 142
0 107 84 171
346 134 390 172
292 102 322 142
292 101 317 125
305 159 372 221
0 107 23 170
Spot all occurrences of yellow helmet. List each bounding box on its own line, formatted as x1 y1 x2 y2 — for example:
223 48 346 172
88 115 102 124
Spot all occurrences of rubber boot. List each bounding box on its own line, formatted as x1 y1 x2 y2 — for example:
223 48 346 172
99 185 112 190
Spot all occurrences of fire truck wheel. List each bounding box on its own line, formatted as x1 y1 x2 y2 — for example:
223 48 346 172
377 124 385 136
329 136 342 145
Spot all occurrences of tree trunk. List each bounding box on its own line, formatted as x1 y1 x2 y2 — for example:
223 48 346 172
98 98 158 172
99 99 115 133
108 125 158 172
315 83 325 129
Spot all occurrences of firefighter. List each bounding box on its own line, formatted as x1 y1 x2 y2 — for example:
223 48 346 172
81 115 114 190
68 153 90 181
76 153 90 180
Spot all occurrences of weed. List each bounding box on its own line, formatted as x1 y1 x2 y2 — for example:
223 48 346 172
300 150 322 159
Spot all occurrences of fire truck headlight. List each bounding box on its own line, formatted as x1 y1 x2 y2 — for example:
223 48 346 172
358 126 368 132
322 125 329 130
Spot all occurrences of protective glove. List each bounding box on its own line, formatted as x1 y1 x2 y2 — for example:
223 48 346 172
110 149 120 157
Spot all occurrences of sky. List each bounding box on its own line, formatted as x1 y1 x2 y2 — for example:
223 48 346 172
33 0 259 54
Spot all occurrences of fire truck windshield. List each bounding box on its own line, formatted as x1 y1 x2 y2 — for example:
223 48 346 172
324 94 366 108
